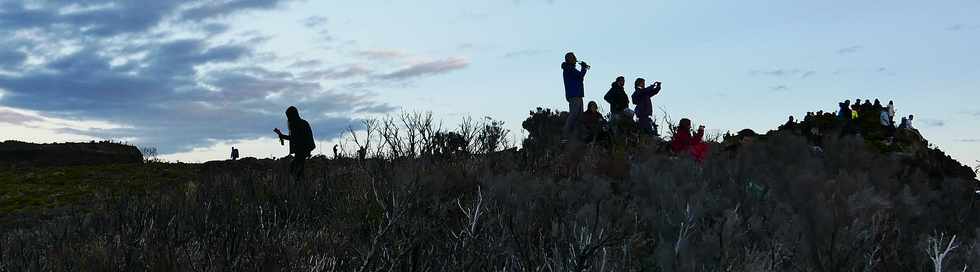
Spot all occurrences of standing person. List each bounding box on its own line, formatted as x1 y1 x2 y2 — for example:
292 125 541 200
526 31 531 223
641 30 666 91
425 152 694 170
851 103 860 120
561 52 590 141
879 109 891 127
838 100 852 120
887 100 896 123
273 106 316 182
632 78 663 136
907 115 915 129
231 147 239 160
603 76 629 121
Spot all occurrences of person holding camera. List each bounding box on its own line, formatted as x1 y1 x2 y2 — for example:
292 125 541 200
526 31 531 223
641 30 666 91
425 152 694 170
561 52 590 141
671 118 708 162
632 78 662 136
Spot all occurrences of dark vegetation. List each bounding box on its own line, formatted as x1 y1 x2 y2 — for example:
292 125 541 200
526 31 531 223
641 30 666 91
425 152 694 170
0 141 142 168
1 109 979 271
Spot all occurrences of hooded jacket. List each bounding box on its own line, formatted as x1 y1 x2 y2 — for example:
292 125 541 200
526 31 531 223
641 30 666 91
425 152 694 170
632 84 661 117
603 83 629 113
561 62 587 99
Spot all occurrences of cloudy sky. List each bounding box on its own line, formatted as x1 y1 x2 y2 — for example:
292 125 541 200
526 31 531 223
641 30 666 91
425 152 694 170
0 0 978 165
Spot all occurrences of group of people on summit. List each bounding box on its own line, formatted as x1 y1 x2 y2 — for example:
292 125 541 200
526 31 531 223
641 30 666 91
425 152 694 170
267 52 920 180
560 52 707 160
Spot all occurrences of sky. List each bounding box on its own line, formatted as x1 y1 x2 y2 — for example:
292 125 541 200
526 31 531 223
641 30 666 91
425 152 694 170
0 0 978 165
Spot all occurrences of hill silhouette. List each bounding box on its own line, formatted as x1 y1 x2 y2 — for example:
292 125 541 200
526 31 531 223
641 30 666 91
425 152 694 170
0 140 142 168
1 108 978 271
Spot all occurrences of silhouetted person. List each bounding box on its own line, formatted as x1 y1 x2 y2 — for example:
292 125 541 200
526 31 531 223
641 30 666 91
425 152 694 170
906 114 915 129
561 52 590 140
862 100 873 111
332 144 339 159
632 78 662 136
231 147 239 160
899 117 910 129
274 106 316 182
873 99 883 111
780 116 797 131
838 100 852 120
580 101 605 141
887 100 896 123
671 118 708 162
603 76 629 120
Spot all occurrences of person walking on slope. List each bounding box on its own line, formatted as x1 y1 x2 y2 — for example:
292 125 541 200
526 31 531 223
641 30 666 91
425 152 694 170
604 76 629 122
274 106 316 182
561 52 590 141
632 78 662 136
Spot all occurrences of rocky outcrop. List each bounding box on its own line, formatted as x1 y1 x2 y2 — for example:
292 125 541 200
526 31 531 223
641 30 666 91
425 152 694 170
0 141 143 168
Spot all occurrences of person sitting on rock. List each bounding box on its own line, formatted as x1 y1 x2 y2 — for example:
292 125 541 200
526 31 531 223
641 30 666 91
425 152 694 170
779 116 797 131
580 101 606 142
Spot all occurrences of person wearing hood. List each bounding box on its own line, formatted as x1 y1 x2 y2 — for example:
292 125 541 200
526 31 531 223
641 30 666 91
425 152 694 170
561 52 590 140
632 78 662 136
603 76 629 121
274 106 316 181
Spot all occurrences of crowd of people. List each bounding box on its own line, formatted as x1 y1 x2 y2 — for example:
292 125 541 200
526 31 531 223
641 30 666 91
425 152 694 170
560 52 923 163
773 98 918 152
561 52 708 161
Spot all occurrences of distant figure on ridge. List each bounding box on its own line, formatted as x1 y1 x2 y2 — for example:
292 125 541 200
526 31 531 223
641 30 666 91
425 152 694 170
779 116 797 131
561 52 590 141
603 76 629 122
274 106 316 181
887 100 896 123
851 103 860 120
838 100 851 120
231 147 239 160
632 78 662 136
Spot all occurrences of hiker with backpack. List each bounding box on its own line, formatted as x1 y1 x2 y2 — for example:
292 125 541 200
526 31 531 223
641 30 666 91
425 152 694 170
561 52 590 141
632 78 662 136
273 106 316 182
